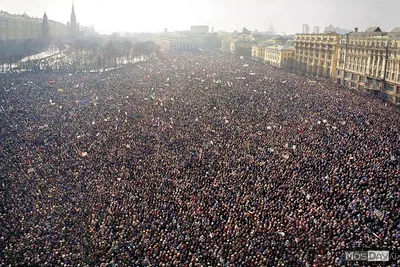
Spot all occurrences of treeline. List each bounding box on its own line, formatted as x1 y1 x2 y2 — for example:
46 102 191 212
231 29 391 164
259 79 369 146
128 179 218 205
5 35 162 73
60 35 161 71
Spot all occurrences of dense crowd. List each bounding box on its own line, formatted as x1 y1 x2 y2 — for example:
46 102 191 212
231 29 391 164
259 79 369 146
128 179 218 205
1 51 399 266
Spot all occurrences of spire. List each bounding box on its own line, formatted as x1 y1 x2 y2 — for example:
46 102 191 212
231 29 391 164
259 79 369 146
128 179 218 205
71 2 77 26
70 1 79 37
42 11 50 41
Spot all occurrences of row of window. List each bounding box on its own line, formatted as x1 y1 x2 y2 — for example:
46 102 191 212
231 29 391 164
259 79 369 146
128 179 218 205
386 72 400 82
341 71 400 87
342 39 390 48
296 37 337 42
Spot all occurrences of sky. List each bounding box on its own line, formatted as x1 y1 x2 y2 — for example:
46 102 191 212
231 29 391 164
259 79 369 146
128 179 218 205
1 0 399 34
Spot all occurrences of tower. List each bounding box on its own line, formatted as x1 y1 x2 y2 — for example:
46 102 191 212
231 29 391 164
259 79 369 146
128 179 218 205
42 12 50 44
302 24 309 34
268 23 275 35
69 2 79 37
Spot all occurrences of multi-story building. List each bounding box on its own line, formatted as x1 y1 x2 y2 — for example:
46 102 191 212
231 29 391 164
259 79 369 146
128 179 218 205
1 12 41 41
251 43 268 61
294 32 341 78
386 28 400 104
325 24 351 35
231 40 256 57
221 39 231 52
313 26 320 34
302 24 309 34
264 45 295 68
155 36 198 51
0 11 68 41
337 27 400 104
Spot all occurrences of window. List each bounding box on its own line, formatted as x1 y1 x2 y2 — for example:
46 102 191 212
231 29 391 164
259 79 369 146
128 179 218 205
385 85 393 92
360 76 366 83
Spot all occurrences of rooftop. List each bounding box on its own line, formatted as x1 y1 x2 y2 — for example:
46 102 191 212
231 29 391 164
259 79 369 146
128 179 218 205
366 27 381 33
266 45 295 51
0 11 42 22
234 39 257 43
296 32 340 36
391 27 400 33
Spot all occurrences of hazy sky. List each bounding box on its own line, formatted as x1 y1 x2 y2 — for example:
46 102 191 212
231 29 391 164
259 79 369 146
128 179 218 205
1 0 399 34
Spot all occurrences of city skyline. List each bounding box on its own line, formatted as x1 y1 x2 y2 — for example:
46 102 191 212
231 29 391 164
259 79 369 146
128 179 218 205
1 0 399 34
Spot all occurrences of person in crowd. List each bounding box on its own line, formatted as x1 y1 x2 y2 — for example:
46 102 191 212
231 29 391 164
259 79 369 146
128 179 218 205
0 51 399 266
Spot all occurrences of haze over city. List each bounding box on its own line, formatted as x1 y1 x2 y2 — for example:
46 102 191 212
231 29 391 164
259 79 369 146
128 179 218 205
1 0 400 265
1 0 400 33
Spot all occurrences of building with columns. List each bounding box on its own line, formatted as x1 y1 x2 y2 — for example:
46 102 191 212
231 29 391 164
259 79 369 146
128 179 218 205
337 27 400 104
294 32 341 78
155 36 198 51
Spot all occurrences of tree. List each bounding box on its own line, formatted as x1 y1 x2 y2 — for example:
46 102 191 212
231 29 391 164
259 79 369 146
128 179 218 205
102 40 119 67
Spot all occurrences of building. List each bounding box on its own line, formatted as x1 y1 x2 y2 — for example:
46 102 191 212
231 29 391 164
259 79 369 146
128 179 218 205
264 45 295 67
230 39 256 57
386 28 400 104
0 12 41 41
251 43 268 61
302 24 309 34
221 39 231 52
0 11 68 62
337 27 400 104
324 24 351 35
190 25 209 34
269 35 293 46
313 26 320 34
267 23 276 36
155 36 199 51
294 32 341 78
0 11 68 42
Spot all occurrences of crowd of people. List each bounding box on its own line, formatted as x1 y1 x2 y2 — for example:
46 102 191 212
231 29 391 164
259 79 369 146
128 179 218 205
1 51 399 266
